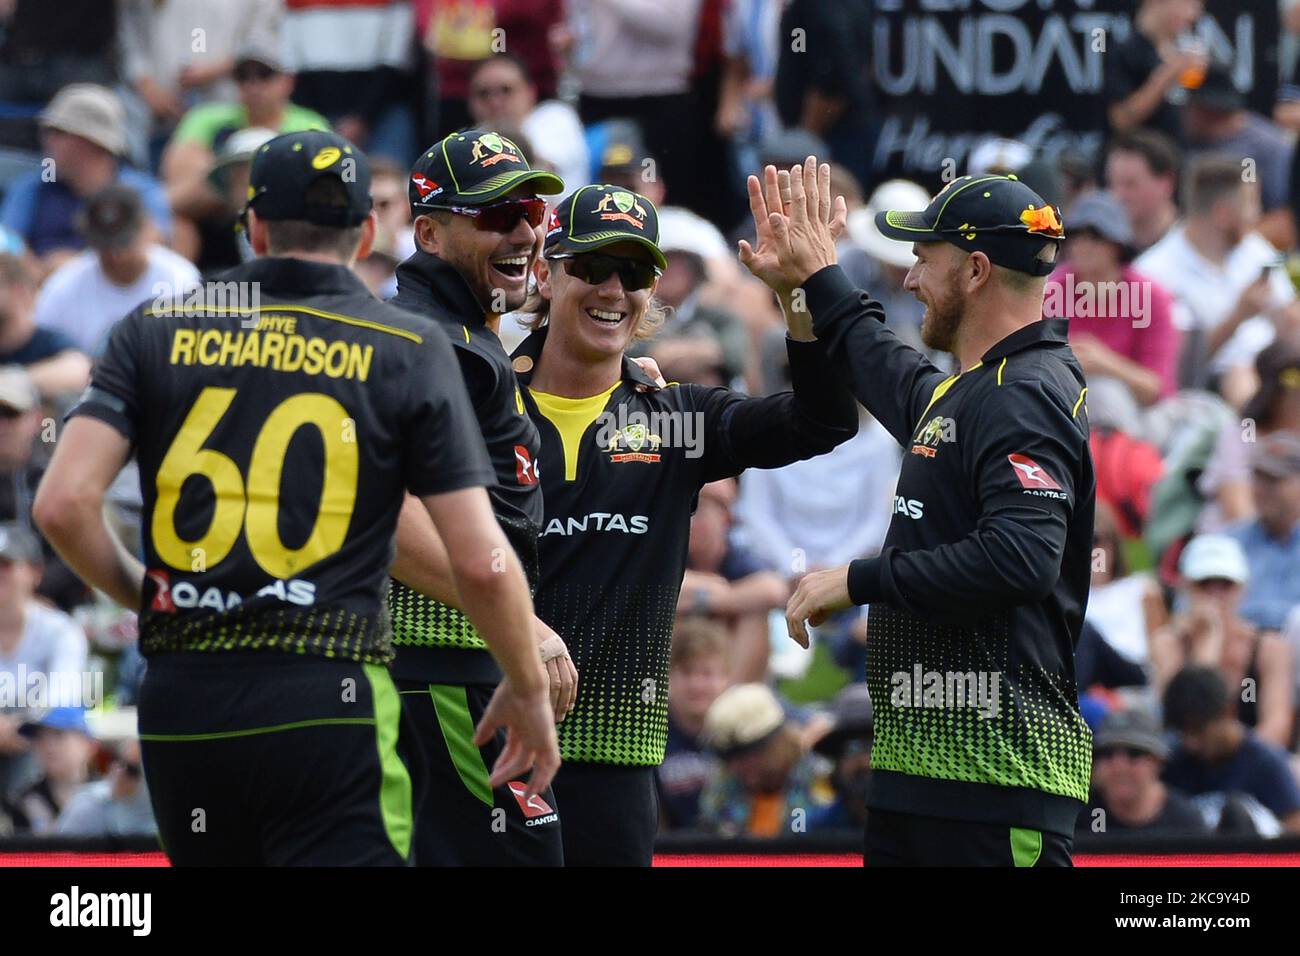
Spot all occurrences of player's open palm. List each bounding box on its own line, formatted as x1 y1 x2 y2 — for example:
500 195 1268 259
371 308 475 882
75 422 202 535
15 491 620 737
475 677 561 799
739 158 847 295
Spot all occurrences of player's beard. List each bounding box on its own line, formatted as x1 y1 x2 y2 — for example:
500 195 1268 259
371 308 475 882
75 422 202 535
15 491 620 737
919 270 965 353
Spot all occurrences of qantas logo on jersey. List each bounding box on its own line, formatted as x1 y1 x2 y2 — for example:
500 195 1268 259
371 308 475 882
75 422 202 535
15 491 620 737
540 513 650 537
146 571 317 613
515 445 539 485
893 496 925 520
508 782 559 826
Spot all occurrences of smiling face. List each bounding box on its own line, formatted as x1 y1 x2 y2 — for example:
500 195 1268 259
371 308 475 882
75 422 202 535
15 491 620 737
535 240 659 363
416 183 542 312
905 241 967 352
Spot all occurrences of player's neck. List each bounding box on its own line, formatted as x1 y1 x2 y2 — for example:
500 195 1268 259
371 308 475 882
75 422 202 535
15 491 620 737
955 300 1043 372
483 312 502 336
530 340 622 398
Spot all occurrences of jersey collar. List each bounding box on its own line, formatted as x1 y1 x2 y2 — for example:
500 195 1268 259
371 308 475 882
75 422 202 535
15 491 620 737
235 256 373 297
509 325 661 390
980 318 1071 364
394 249 487 325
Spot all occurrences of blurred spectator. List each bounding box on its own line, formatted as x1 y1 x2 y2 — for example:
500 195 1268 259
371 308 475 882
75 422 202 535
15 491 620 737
807 683 872 830
1103 0 1206 143
967 137 1032 177
1 707 93 834
1104 129 1182 254
419 0 565 136
1226 433 1300 635
773 0 874 187
465 53 588 191
1045 190 1179 405
1150 534 1293 749
162 44 329 259
1076 708 1210 838
569 0 705 213
1162 665 1300 833
0 1 117 108
657 617 730 831
1087 380 1166 539
0 523 88 798
33 185 200 357
1201 336 1300 527
356 158 416 299
281 0 416 163
698 683 830 837
1184 65 1295 249
117 0 282 164
679 478 788 682
55 738 156 837
1135 156 1300 406
0 85 173 273
190 126 279 274
0 255 90 398
1086 501 1166 680
716 0 780 155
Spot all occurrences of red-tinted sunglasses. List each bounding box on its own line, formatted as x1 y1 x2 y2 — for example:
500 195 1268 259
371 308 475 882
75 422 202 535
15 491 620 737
422 197 547 233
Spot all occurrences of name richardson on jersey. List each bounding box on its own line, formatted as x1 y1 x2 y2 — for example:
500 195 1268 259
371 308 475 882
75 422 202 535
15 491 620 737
166 314 375 381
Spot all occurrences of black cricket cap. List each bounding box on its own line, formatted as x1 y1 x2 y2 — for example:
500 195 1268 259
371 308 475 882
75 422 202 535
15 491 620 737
408 128 564 212
245 130 372 227
875 174 1065 277
543 183 668 270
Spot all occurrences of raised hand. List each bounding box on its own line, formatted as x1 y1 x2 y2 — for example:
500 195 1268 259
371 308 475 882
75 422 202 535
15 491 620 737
739 157 848 296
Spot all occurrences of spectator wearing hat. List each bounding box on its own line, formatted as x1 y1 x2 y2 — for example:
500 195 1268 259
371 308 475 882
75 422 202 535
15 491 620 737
1226 432 1300 636
1044 191 1180 407
161 45 330 260
0 255 89 398
182 126 280 274
1135 155 1300 405
1162 665 1300 833
33 186 200 358
698 683 831 837
1103 0 1206 144
1085 500 1166 679
1150 533 1294 749
0 84 173 273
1105 129 1182 254
0 522 89 798
1 707 94 834
55 737 156 838
1075 708 1209 838
841 179 929 354
1201 336 1300 528
807 684 873 830
465 54 588 197
1184 64 1295 248
117 0 282 162
656 618 731 831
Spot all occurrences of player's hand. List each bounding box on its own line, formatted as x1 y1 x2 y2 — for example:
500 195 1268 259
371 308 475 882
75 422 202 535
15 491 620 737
474 676 560 799
786 564 854 648
535 616 578 723
631 355 667 389
739 157 846 296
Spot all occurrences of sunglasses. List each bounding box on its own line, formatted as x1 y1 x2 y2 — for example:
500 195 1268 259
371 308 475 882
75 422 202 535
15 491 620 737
471 83 520 99
234 63 276 84
1096 746 1151 760
552 253 660 291
421 197 547 233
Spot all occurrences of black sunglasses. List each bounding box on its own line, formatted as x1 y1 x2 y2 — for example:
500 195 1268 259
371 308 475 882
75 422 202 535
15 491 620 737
1096 746 1151 760
234 63 276 84
551 253 660 291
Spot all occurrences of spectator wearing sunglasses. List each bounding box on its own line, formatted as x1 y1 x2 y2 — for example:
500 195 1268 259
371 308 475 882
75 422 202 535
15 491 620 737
1075 708 1209 839
384 129 572 867
55 738 156 837
161 45 330 262
505 182 856 865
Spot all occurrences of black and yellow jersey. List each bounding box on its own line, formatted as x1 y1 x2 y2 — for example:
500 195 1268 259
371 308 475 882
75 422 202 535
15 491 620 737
513 326 857 765
385 251 544 685
69 257 494 665
806 264 1095 838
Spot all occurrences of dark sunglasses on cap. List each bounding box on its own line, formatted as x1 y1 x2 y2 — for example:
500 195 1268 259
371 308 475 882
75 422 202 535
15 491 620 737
234 62 277 84
550 253 660 292
421 196 547 233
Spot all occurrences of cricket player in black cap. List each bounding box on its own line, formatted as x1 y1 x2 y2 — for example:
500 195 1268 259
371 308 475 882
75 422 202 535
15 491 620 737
747 160 1096 866
33 130 557 865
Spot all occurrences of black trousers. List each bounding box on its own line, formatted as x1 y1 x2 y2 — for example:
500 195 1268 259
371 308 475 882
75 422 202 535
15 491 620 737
139 652 417 866
865 808 1074 867
398 681 563 866
550 763 657 867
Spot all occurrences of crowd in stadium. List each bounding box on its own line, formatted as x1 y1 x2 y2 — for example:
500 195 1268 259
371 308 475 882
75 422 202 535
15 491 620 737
1 0 1299 850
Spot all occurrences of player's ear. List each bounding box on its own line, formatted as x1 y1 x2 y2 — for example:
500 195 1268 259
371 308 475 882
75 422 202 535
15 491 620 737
967 250 993 292
534 257 554 301
414 213 442 256
352 211 378 265
247 208 270 256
